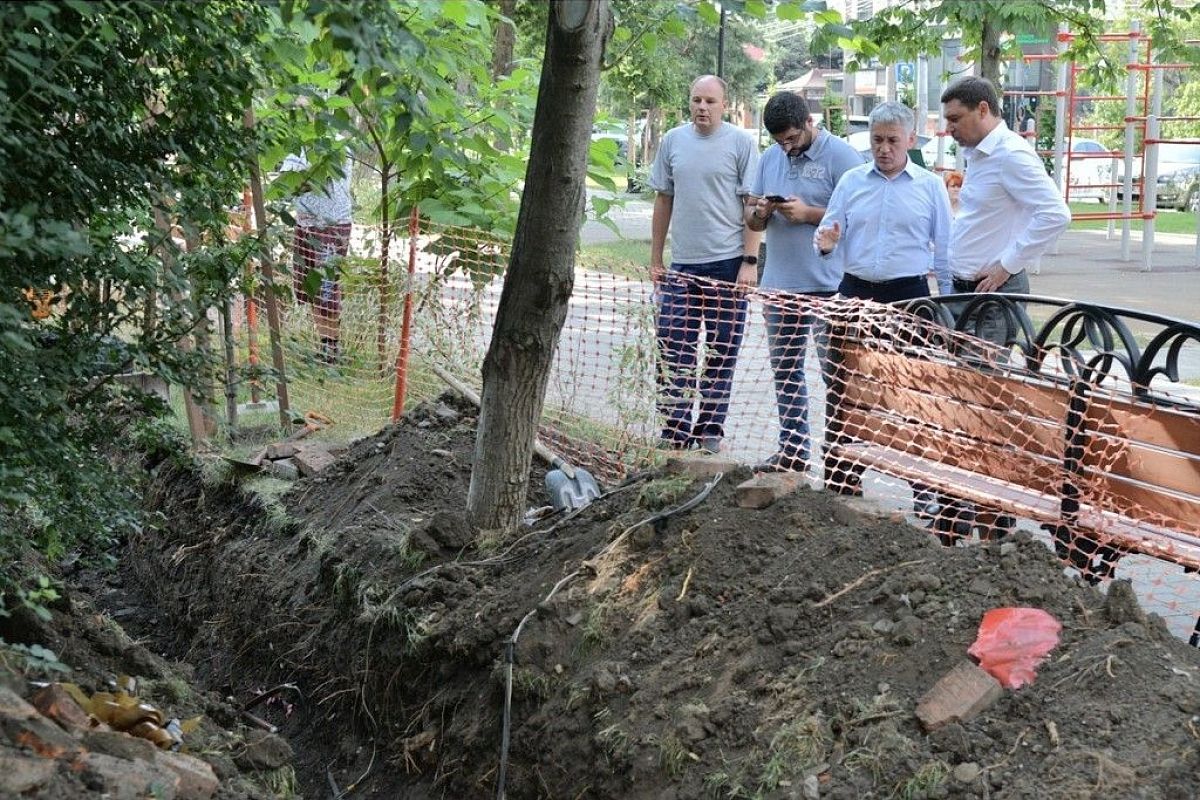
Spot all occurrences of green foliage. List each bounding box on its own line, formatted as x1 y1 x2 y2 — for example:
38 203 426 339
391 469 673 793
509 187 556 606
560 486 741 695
819 1 1106 80
265 0 536 247
0 638 70 676
1 1 269 581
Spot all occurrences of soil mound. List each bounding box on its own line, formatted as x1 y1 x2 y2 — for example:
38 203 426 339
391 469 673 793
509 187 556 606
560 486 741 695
120 398 1200 799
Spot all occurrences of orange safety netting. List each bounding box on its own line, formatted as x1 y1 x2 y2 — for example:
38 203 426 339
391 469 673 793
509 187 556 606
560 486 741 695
225 219 1200 643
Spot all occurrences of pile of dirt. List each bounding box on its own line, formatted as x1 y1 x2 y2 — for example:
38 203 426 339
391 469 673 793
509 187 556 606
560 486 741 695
92 397 1200 798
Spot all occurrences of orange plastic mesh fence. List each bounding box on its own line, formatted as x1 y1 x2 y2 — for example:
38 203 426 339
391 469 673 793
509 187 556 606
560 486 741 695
229 221 1200 642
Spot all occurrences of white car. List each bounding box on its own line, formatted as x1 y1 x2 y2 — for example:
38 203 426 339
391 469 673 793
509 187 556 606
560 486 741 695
1063 138 1116 203
1117 142 1200 210
844 130 936 167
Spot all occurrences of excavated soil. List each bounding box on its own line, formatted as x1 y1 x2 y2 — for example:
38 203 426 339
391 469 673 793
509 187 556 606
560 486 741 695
96 397 1200 799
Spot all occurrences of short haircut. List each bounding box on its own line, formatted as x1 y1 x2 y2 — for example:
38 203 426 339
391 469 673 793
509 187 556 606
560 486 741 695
868 101 914 132
763 91 811 135
690 74 728 100
940 76 1002 117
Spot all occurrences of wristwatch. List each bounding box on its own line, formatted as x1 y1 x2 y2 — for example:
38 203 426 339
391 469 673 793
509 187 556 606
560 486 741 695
742 255 758 265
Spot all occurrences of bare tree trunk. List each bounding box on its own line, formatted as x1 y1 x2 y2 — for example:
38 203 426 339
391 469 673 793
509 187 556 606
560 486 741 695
491 0 517 79
980 17 1002 90
467 0 612 531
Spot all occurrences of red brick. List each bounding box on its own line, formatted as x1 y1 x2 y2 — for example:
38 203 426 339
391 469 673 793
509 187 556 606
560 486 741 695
31 685 91 734
155 750 219 800
915 660 1004 732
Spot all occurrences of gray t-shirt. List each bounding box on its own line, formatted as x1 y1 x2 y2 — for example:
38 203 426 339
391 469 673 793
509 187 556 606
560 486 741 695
750 130 863 292
650 122 759 264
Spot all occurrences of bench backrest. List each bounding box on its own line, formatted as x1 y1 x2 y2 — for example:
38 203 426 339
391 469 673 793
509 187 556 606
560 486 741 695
1077 391 1200 545
830 341 1072 500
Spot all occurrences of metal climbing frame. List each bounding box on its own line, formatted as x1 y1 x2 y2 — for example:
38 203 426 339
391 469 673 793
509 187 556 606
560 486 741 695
1056 22 1200 271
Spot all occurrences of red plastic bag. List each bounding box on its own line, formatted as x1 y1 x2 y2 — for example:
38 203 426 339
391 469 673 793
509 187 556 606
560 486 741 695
968 607 1062 689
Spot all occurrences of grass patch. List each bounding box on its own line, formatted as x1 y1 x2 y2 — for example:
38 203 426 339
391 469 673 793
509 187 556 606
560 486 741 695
895 760 949 800
578 238 661 282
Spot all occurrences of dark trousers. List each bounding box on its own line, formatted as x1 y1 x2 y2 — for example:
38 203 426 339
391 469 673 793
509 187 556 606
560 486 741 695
764 291 837 462
656 256 747 446
839 272 930 304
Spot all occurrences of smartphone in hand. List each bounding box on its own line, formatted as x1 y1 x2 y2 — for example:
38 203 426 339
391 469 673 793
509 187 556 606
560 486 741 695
765 194 787 203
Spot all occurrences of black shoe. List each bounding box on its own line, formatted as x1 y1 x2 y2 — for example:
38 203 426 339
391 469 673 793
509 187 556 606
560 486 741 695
757 451 806 473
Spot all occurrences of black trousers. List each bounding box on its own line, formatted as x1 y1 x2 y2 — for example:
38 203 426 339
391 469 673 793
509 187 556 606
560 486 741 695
839 273 930 304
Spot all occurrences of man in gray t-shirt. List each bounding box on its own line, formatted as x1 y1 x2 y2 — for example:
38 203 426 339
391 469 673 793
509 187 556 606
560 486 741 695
649 74 761 453
746 91 863 472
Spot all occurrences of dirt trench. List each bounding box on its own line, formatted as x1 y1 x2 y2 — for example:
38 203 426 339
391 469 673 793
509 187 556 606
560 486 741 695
111 397 1200 799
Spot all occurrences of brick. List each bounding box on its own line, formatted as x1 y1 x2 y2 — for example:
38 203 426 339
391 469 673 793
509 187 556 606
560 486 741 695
736 473 803 509
0 686 39 720
264 442 297 460
915 660 1005 732
293 445 337 477
71 751 178 800
155 750 219 800
666 453 740 478
0 750 57 794
82 729 157 762
32 684 91 734
1 713 82 758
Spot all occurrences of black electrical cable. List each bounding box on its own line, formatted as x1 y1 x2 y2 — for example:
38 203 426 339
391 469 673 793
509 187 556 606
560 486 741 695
493 473 724 799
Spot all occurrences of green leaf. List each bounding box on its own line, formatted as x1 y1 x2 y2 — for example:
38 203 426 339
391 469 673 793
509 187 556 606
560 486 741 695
744 0 768 19
697 1 720 25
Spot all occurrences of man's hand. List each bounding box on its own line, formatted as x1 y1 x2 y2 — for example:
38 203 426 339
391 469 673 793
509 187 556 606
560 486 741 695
735 261 757 291
973 262 1010 293
650 260 666 284
776 197 815 224
814 221 841 255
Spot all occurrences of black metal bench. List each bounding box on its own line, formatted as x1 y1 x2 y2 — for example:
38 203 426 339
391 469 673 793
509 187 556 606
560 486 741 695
822 294 1200 644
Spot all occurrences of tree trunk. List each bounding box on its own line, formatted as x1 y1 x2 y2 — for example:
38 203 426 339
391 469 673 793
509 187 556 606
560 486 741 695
490 0 517 79
980 17 1002 90
467 0 612 532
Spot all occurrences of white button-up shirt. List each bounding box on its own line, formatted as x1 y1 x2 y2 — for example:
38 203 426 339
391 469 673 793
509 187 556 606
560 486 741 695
816 157 953 294
950 122 1070 279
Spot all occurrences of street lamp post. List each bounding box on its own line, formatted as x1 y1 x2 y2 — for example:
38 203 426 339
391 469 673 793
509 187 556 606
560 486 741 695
717 5 726 78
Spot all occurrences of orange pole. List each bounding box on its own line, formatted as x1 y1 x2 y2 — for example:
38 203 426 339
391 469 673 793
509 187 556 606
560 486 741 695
242 186 262 404
391 206 419 421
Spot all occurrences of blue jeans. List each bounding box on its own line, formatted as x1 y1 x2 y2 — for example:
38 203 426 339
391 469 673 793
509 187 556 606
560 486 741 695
656 256 747 446
763 291 836 462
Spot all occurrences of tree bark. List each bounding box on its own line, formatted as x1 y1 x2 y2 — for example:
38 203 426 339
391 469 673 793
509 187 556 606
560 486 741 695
490 0 517 79
467 0 612 531
980 17 1002 90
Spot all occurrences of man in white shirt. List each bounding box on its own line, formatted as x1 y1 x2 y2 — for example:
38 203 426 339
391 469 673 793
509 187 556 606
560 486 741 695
815 101 953 303
940 77 1070 334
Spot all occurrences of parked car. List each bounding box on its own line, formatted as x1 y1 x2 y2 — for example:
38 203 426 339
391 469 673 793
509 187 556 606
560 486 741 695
1063 138 1115 203
1117 143 1200 210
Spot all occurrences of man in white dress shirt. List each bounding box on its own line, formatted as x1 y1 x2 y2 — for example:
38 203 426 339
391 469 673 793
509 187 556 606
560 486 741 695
815 101 953 303
940 77 1070 333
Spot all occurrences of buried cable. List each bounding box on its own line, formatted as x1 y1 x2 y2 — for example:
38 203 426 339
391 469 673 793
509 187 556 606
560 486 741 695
493 473 723 799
